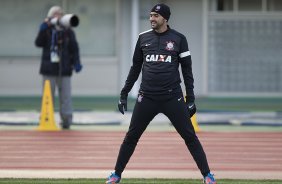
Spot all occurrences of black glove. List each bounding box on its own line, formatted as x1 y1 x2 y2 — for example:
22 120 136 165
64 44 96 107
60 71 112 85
187 102 196 118
118 96 127 114
185 96 196 118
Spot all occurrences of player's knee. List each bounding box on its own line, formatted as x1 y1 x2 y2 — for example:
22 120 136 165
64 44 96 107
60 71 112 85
185 135 200 146
123 134 139 145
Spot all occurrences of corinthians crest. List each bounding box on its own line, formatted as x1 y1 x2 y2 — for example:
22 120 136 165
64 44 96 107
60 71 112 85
165 41 175 51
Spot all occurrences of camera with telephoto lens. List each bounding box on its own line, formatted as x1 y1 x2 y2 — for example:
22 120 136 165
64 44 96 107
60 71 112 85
50 14 79 28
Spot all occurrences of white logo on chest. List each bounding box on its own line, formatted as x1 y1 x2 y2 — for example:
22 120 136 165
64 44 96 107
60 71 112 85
145 54 171 63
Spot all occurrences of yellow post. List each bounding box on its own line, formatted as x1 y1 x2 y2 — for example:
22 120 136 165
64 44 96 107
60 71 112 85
37 80 60 131
191 113 200 132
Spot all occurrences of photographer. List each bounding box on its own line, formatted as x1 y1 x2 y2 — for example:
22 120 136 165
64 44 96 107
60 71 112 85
35 6 82 129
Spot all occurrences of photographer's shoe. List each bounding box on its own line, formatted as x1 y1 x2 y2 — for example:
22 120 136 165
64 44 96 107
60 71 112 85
62 123 70 130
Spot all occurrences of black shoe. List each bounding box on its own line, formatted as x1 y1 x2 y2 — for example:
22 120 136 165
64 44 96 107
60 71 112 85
62 123 70 130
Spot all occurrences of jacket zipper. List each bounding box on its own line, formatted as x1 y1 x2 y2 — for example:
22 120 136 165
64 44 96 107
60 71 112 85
158 35 160 51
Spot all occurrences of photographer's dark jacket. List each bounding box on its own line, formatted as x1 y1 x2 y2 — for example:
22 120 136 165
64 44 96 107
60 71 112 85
121 27 195 102
35 25 81 76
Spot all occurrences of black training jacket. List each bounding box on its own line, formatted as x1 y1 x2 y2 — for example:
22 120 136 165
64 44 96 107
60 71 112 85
35 25 81 76
121 27 195 102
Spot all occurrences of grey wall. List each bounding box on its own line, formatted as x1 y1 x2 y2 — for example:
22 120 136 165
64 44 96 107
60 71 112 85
0 0 205 96
1 0 282 96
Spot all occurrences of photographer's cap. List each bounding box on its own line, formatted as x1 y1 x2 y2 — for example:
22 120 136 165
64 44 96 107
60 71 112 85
151 3 171 21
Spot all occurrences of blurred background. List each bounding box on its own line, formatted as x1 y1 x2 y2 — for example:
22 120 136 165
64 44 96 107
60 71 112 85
1 2 282 181
0 0 282 124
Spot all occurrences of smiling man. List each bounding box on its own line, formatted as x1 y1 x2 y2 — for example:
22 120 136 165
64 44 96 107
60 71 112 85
106 3 216 184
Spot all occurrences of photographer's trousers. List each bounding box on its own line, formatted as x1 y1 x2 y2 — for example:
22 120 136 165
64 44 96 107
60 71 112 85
114 92 210 177
43 75 73 125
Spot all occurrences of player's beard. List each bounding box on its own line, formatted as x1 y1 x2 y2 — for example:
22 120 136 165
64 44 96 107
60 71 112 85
151 19 166 31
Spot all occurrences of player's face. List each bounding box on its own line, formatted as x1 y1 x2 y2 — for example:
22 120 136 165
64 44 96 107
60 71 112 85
149 12 166 31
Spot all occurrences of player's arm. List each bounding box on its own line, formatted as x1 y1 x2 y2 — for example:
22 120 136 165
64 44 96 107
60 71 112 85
179 36 196 117
118 37 143 114
120 37 143 98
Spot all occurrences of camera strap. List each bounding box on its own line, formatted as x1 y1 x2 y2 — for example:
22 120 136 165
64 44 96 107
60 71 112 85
51 29 57 52
50 29 60 63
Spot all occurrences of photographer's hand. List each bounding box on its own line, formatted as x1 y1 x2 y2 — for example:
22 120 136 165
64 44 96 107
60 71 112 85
39 22 49 31
74 63 83 73
39 18 51 31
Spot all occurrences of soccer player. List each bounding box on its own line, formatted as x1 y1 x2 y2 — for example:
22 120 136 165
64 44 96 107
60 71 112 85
106 3 216 184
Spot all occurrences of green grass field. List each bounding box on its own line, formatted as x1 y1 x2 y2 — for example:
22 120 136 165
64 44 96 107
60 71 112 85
0 179 281 184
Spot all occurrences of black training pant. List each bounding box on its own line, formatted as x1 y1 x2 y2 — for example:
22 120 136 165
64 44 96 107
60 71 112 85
114 92 210 177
